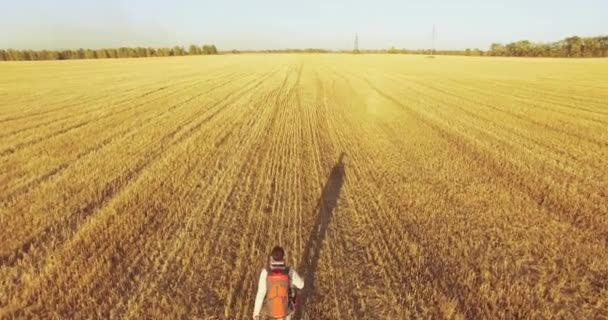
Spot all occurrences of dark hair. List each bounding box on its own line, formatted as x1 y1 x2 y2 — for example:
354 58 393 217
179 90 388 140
271 246 285 261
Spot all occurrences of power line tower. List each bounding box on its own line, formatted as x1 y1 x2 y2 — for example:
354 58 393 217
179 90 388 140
432 25 437 56
353 33 360 54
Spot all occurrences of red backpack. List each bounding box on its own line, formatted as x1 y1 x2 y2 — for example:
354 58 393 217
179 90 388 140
266 267 290 319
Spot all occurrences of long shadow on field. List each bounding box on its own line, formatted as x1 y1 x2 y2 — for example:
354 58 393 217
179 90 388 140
294 152 346 320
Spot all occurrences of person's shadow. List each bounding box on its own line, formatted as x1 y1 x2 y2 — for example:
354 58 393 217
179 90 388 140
294 152 346 320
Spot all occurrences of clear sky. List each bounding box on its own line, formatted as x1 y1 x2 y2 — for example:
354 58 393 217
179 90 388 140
1 0 606 50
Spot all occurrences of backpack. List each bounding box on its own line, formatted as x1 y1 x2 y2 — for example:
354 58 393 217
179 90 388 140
266 267 290 319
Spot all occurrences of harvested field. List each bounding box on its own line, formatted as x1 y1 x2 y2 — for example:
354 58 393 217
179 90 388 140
1 54 607 319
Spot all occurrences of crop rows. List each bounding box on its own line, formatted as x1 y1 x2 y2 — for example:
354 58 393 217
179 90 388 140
1 55 607 319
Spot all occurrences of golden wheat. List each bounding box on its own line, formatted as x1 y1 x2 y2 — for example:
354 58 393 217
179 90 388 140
0 54 607 319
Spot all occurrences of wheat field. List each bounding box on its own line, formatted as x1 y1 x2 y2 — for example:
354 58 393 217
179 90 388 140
0 54 607 319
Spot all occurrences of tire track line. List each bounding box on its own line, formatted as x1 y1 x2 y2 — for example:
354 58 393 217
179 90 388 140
0 77 169 125
0 77 207 157
95 66 284 314
483 79 608 115
120 69 286 319
2 68 281 316
354 70 608 317
444 78 608 124
0 68 280 268
396 77 608 177
0 84 141 124
0 78 186 139
0 67 228 124
220 66 297 318
0 71 240 202
324 84 454 318
362 76 608 246
407 78 608 147
126 68 288 318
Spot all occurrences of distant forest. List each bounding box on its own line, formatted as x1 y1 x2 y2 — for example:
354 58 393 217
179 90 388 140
233 35 608 58
0 44 218 61
2 35 607 61
386 35 608 58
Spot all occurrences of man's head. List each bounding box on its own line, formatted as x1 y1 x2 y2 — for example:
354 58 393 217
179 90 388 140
270 246 285 262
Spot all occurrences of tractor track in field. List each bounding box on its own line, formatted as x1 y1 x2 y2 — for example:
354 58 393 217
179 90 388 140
442 78 608 124
0 85 140 124
397 77 608 176
113 64 298 319
0 72 241 202
482 79 608 115
0 68 281 270
0 79 187 139
223 65 306 318
405 78 608 148
0 68 230 125
361 76 608 247
333 69 607 318
321 73 468 318
0 67 235 141
0 81 161 125
0 78 210 157
1 67 283 316
346 67 603 185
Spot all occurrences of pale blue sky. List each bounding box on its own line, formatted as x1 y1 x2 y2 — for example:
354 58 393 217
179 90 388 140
1 0 606 50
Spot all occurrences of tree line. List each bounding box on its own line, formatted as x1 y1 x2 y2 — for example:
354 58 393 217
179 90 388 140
386 35 608 58
488 36 608 57
3 35 607 61
226 35 608 58
0 44 218 61
228 35 608 58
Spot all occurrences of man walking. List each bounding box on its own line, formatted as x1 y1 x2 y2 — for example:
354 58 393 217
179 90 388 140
253 246 304 320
